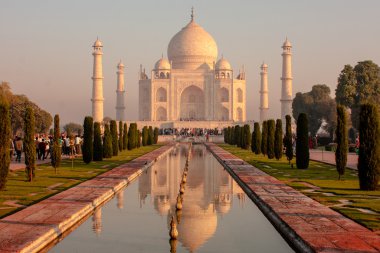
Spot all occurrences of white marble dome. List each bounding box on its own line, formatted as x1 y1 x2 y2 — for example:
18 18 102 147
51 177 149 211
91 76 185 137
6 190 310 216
93 39 102 47
154 57 171 70
283 38 292 47
215 57 231 70
167 20 218 70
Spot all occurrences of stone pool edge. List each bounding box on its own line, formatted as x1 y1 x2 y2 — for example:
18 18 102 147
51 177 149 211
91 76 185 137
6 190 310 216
205 143 380 253
0 143 176 253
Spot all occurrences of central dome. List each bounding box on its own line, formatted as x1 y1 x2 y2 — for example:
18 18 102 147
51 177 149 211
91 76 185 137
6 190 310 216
168 19 218 70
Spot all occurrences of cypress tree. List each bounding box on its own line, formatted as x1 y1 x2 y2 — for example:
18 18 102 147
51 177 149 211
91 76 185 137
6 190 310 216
128 123 136 150
261 121 268 156
274 119 283 160
51 114 61 172
137 130 142 148
118 121 123 151
226 127 231 144
142 126 148 146
82 116 93 164
230 126 235 145
358 103 380 190
103 124 113 158
243 124 251 150
123 123 128 150
253 123 261 154
148 126 154 145
93 122 103 161
284 115 293 164
24 107 36 181
267 119 275 159
110 120 118 156
0 98 11 189
154 127 159 144
296 113 309 169
134 124 139 148
251 129 256 153
234 125 241 147
223 128 228 143
335 105 348 180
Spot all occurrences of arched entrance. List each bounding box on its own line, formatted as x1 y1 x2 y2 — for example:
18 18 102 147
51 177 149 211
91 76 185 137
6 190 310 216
180 85 205 120
219 106 229 121
156 107 167 121
236 107 243 121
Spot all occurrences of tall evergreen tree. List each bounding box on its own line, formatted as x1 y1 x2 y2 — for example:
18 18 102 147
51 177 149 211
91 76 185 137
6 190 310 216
358 103 380 190
24 107 36 181
296 113 309 169
230 126 235 145
128 123 137 150
261 121 268 156
284 115 293 164
148 126 154 145
103 124 113 158
123 123 128 150
137 130 142 148
118 121 123 151
235 125 241 147
242 124 251 150
51 114 61 172
93 122 103 161
82 116 93 164
267 120 275 159
274 119 283 160
251 122 261 154
0 98 10 189
226 127 231 144
335 105 348 179
142 126 148 146
224 128 228 143
110 120 118 156
153 127 159 144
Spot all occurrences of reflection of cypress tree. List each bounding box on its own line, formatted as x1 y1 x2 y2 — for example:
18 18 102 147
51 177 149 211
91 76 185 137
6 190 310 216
93 122 103 161
284 115 293 164
0 98 10 189
118 121 123 151
154 127 159 144
51 114 61 172
110 120 118 156
123 123 128 150
274 119 283 160
261 121 268 156
296 113 309 169
267 120 275 159
103 124 113 158
24 107 36 181
358 103 380 190
82 116 93 164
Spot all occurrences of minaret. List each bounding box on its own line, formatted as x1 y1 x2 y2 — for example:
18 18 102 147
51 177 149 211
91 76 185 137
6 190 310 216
115 60 126 121
281 38 293 126
91 38 104 123
259 63 269 123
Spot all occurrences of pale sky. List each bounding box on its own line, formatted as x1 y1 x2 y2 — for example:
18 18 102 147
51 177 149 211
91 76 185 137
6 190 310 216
1 0 379 125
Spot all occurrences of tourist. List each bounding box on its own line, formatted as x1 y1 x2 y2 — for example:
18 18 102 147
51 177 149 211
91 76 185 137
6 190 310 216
15 136 23 162
64 136 70 155
69 136 76 156
74 135 82 155
38 139 46 160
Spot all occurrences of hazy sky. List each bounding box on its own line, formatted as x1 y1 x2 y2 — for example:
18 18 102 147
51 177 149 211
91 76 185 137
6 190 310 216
1 0 379 125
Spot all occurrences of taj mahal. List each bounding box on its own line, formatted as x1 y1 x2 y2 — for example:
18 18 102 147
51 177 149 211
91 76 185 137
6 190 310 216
90 9 293 129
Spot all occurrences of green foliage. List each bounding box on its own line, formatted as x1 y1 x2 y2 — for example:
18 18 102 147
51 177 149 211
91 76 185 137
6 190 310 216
234 125 241 147
118 121 123 151
63 122 83 137
82 116 93 164
274 119 283 160
284 115 293 164
153 127 159 144
24 107 36 181
296 113 309 169
335 105 348 179
123 123 128 150
142 126 148 146
103 124 113 158
358 103 380 190
292 84 336 137
267 120 275 159
224 128 228 144
93 122 103 161
0 98 11 189
51 115 61 170
261 121 268 156
137 130 142 148
336 65 356 108
251 122 261 154
110 120 118 156
148 126 154 145
128 123 137 150
242 124 251 150
230 126 235 145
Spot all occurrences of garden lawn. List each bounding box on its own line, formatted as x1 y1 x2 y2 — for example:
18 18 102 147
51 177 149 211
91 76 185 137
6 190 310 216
0 145 161 218
218 144 380 232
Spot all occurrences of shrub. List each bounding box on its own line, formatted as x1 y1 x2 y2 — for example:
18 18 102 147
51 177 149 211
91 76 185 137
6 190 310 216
0 98 10 189
274 119 283 160
51 114 61 172
267 120 275 159
103 124 113 158
82 116 93 164
296 113 309 169
118 121 123 151
93 122 103 161
154 127 159 144
335 105 348 179
284 115 293 164
358 103 380 190
261 121 268 156
123 123 128 150
24 107 36 181
148 126 154 145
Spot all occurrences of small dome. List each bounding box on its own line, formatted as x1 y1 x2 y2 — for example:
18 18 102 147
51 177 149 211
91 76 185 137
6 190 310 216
261 62 268 68
117 61 124 68
154 57 171 70
282 38 292 47
93 39 103 47
215 57 231 70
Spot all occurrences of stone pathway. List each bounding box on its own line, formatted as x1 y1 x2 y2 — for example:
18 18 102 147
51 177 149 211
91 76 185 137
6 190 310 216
310 150 358 170
0 144 175 253
206 143 380 253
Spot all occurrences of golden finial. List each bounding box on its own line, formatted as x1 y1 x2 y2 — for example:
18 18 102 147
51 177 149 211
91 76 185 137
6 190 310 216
191 7 194 21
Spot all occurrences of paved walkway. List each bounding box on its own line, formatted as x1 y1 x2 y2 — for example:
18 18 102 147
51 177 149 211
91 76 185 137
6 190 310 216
206 143 380 253
0 144 175 253
310 150 358 170
10 155 73 172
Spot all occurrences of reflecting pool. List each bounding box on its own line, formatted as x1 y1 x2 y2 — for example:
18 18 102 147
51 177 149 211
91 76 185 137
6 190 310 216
49 144 293 252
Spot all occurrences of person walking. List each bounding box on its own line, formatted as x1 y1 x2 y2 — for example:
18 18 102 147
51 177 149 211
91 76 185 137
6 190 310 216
15 136 23 162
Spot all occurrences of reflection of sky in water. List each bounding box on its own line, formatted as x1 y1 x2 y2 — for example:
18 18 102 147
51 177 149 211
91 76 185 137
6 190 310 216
50 144 293 253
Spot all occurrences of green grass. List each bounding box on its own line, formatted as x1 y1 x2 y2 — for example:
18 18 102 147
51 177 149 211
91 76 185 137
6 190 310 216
0 145 161 218
218 144 380 232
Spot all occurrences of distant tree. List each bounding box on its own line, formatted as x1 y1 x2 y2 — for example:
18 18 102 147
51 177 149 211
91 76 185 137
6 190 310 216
0 97 11 189
296 113 309 169
274 119 283 160
284 115 293 164
267 120 275 159
242 124 251 150
110 120 118 156
82 116 93 164
24 107 36 181
142 126 148 146
128 123 137 150
335 105 348 180
137 130 142 148
118 121 123 151
51 115 61 172
103 124 113 158
63 122 83 137
153 127 159 144
234 125 240 147
148 126 154 145
358 103 380 190
261 121 268 156
224 128 228 144
251 122 261 154
123 123 128 150
230 126 235 145
93 122 103 161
